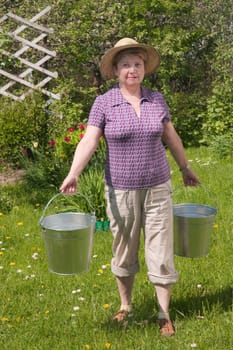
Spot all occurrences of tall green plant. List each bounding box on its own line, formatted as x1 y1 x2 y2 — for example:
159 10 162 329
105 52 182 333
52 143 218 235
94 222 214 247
0 94 49 164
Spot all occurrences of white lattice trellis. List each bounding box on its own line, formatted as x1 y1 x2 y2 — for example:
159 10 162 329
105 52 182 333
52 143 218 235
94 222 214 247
0 6 60 101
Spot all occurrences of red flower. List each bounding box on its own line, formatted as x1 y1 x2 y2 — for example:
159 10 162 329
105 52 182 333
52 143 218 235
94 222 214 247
68 127 74 133
77 123 85 130
80 134 84 140
64 136 71 143
49 140 56 147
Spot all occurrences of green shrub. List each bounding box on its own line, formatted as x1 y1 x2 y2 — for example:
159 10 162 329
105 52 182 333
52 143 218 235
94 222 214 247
0 189 14 214
78 168 106 220
201 43 233 145
20 142 70 192
20 123 106 209
54 123 106 169
166 91 205 147
209 133 233 159
0 94 49 165
201 83 233 145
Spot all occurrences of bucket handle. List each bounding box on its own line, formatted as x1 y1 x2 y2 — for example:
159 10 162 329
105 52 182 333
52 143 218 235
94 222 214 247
173 184 218 209
39 192 95 223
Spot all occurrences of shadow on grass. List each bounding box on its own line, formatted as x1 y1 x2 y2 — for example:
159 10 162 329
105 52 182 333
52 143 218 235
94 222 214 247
171 285 233 319
101 285 232 331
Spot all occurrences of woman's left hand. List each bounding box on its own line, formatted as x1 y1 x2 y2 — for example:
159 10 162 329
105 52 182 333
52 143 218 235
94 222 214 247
182 169 201 186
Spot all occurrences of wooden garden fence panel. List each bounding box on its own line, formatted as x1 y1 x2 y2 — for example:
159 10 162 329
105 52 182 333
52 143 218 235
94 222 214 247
0 6 60 101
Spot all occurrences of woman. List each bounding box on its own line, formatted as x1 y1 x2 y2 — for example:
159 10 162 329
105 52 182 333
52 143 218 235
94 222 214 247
60 38 200 336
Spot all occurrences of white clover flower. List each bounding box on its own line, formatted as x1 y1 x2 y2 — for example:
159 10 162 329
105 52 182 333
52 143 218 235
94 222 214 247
197 315 204 319
197 284 202 289
190 344 197 348
17 269 23 273
0 266 3 270
73 306 80 311
24 233 30 237
32 252 39 260
72 289 81 294
93 254 98 258
78 297 85 301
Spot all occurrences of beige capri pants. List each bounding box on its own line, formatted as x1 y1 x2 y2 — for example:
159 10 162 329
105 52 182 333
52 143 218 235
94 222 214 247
105 180 178 285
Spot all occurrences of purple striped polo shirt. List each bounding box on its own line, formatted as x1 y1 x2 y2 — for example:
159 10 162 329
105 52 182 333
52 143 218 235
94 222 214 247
88 84 171 189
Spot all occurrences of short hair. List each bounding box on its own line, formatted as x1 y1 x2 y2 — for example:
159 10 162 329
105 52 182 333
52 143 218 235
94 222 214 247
113 48 147 67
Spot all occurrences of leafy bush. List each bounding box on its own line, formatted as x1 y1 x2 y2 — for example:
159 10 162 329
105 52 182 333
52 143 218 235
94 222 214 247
20 123 106 211
201 83 233 145
209 133 233 159
165 91 206 147
78 168 106 220
201 42 233 145
54 123 106 169
0 189 14 214
20 142 70 192
0 94 49 165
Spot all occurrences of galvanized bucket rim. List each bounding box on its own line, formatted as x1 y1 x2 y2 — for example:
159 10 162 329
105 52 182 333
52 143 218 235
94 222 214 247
173 203 217 217
40 211 95 231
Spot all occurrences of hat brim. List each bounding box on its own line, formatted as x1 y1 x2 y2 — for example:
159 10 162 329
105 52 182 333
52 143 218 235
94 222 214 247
100 43 160 80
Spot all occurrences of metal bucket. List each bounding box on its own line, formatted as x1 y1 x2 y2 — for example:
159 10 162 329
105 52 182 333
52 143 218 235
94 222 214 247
174 203 217 258
39 193 96 275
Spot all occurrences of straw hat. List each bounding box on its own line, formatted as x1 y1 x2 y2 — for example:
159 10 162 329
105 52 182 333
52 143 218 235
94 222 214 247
100 38 160 80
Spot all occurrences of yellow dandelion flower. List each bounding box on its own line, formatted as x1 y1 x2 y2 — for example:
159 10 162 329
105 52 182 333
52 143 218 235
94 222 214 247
105 343 111 349
17 221 23 226
1 317 9 322
213 223 218 229
9 262 16 266
103 304 110 309
45 310 49 314
98 269 104 274
85 345 90 350
0 251 3 256
0 212 3 216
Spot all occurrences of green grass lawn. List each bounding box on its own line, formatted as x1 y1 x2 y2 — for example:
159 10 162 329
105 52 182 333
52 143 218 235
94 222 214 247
0 147 232 350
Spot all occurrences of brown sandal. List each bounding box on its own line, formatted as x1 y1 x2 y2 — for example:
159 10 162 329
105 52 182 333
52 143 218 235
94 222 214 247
158 319 175 336
112 310 129 323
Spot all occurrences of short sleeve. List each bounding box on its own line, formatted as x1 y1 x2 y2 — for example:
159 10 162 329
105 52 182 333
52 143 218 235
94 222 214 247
159 93 171 124
87 95 106 130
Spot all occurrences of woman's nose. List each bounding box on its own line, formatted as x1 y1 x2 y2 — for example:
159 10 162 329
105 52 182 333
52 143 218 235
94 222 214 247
129 65 136 72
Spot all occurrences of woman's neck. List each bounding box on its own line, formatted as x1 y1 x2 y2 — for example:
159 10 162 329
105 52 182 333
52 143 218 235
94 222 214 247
119 84 141 99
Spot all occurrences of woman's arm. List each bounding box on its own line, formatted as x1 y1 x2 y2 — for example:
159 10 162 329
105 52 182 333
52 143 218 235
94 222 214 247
162 121 200 186
60 125 103 193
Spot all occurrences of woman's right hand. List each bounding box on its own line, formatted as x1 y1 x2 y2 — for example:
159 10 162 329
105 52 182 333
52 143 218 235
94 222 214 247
60 174 78 194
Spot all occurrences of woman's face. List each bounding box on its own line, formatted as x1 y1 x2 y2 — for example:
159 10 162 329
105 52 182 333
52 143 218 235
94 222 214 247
114 53 145 88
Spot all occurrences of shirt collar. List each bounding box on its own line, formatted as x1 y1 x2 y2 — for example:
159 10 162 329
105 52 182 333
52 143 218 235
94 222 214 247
108 84 155 107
